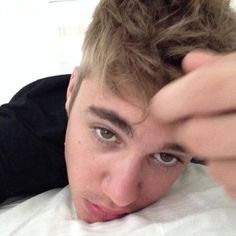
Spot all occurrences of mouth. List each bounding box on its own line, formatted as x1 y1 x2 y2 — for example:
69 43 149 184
83 198 128 222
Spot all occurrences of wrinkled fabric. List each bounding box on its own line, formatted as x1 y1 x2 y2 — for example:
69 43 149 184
1 164 236 236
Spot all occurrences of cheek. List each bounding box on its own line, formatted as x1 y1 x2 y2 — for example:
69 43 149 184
65 118 112 197
142 165 187 203
65 114 93 166
64 121 99 191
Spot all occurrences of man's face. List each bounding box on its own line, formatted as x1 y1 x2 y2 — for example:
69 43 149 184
65 76 191 223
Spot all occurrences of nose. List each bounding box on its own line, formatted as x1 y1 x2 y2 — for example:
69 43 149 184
101 158 142 207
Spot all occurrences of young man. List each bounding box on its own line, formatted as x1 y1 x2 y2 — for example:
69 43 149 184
1 0 236 223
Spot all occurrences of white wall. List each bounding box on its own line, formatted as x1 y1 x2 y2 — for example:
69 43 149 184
232 0 236 9
0 0 99 104
0 0 236 104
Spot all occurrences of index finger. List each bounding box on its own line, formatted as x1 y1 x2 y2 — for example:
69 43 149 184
182 50 219 73
151 52 236 123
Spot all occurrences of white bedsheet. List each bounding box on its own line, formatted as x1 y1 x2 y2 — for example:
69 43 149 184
0 164 236 236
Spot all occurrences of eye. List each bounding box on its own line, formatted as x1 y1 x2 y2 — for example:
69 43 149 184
94 127 117 142
152 152 179 166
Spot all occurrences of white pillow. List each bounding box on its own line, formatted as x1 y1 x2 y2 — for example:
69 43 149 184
1 164 236 236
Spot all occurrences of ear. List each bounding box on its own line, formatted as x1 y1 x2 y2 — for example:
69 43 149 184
65 67 79 113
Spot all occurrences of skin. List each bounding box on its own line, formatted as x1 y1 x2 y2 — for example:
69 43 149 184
64 75 192 223
151 50 236 199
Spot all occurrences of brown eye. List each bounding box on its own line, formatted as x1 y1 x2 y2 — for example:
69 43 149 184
153 153 178 165
95 127 117 142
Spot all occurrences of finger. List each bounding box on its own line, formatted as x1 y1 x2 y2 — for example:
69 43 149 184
182 50 220 73
175 114 236 158
151 53 236 123
208 160 236 199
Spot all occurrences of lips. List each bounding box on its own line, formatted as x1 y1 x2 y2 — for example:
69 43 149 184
83 199 128 221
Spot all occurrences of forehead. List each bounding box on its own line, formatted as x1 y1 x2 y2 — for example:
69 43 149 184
76 78 149 124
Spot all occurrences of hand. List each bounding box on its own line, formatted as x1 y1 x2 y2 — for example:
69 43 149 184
151 50 236 198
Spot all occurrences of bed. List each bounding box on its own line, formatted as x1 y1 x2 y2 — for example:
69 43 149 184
1 163 236 235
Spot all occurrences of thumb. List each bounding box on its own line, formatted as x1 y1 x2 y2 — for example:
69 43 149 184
182 50 221 73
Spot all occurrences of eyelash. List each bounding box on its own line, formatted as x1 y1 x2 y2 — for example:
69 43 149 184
151 153 184 169
90 126 185 169
91 126 120 146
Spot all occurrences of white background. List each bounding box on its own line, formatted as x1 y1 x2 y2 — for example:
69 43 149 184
0 0 99 104
0 0 235 104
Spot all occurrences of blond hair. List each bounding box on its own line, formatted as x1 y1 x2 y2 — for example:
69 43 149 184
69 0 236 111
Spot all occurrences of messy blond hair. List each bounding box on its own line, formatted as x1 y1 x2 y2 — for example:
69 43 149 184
69 0 236 111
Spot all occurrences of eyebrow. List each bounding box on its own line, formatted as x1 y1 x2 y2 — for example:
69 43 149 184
87 106 189 155
87 105 134 136
162 143 188 155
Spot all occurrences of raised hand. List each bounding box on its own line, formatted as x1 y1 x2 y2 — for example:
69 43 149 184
151 50 236 198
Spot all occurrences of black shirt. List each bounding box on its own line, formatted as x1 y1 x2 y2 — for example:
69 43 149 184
0 75 70 203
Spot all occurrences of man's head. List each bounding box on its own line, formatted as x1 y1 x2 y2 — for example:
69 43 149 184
68 0 236 112
64 0 236 223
